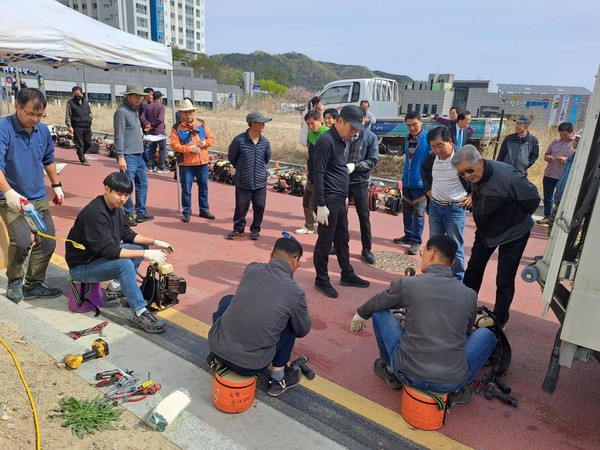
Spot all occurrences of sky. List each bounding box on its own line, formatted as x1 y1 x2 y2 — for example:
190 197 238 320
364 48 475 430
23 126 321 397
205 0 600 91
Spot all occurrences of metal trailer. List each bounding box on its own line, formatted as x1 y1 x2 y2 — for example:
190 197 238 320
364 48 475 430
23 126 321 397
521 65 600 394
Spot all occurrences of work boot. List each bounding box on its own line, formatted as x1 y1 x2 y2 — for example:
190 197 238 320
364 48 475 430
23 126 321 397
6 278 23 303
23 283 62 300
267 365 301 397
315 282 339 298
374 359 403 389
340 274 370 288
131 310 166 334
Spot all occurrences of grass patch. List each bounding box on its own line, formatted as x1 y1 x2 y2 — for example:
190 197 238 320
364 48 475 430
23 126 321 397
49 397 123 439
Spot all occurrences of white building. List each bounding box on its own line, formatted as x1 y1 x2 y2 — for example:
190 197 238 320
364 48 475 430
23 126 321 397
57 0 206 54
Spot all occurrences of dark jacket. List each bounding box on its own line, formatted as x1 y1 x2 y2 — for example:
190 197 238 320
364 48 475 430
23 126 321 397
65 97 92 129
470 160 540 247
307 124 328 184
421 151 470 195
140 101 166 135
208 258 311 370
65 196 137 268
228 131 271 190
313 125 349 206
348 129 379 185
449 123 469 148
497 132 540 174
357 264 477 384
433 116 475 139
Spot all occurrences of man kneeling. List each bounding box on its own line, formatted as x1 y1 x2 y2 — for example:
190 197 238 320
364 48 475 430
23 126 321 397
351 235 496 400
208 237 312 397
65 172 174 334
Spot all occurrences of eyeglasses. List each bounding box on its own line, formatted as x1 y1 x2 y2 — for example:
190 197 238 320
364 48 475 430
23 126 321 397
21 109 47 120
457 168 475 177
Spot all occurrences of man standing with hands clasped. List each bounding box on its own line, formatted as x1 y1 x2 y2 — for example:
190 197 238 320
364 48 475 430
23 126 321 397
313 105 370 298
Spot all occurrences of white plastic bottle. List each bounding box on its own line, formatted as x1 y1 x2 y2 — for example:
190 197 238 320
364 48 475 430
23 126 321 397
148 388 192 432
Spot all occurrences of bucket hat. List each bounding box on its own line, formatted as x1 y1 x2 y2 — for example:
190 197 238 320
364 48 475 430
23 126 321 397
120 83 146 96
176 99 196 111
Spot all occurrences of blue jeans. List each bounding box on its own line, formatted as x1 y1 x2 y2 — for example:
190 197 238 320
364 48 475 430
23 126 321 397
179 164 209 214
542 176 559 217
402 187 426 244
211 295 297 376
123 153 148 216
372 310 496 393
68 243 147 312
428 201 466 280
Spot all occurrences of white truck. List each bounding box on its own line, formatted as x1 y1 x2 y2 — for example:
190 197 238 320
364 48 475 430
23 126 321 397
521 66 600 393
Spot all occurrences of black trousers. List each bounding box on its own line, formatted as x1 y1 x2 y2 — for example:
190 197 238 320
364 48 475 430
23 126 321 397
313 203 355 285
349 182 372 251
233 186 266 233
73 126 92 162
463 231 530 326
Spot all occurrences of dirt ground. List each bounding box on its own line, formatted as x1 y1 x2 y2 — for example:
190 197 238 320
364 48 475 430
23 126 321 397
0 321 179 450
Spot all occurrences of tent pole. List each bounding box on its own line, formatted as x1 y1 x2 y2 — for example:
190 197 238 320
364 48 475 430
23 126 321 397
169 69 181 212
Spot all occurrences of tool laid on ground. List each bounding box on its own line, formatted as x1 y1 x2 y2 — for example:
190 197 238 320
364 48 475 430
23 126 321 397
95 369 134 387
112 383 161 405
67 321 109 340
291 356 315 380
64 339 109 369
484 383 519 407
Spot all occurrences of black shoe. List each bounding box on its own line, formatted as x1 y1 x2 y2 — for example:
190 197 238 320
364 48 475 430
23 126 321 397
393 235 411 244
374 359 403 389
448 386 473 406
81 160 90 166
23 283 62 300
315 282 338 298
361 249 376 264
267 366 301 397
227 230 245 240
329 246 337 255
200 210 215 220
181 212 191 223
340 274 370 288
136 213 154 223
125 214 137 227
408 243 420 255
250 231 260 240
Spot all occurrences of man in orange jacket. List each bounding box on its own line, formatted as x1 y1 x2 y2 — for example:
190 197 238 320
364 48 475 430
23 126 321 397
171 99 215 222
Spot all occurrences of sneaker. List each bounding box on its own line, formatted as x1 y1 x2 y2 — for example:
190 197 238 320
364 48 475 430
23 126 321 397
146 168 153 173
250 231 260 240
408 243 420 255
374 359 403 389
81 160 90 166
105 281 125 300
448 386 473 406
267 365 301 397
157 168 170 174
314 282 338 298
125 214 137 227
295 227 314 235
361 249 376 264
6 278 23 303
23 283 62 300
340 274 370 288
206 351 222 375
152 167 158 173
200 210 215 220
536 216 551 225
393 235 411 244
131 310 166 334
181 212 191 223
329 246 337 255
227 230 245 240
135 213 154 223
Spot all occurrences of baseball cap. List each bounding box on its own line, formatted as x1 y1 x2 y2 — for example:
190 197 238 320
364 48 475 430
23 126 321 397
515 115 531 125
246 111 272 124
339 105 365 131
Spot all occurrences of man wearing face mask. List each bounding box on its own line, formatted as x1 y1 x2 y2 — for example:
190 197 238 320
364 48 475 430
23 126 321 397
65 86 93 166
313 105 370 298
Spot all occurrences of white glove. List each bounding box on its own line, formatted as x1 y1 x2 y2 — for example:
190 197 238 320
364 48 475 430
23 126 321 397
153 240 174 253
199 139 207 148
316 206 329 226
346 163 356 174
143 249 167 265
4 189 27 213
52 186 64 206
351 313 368 333
189 145 200 153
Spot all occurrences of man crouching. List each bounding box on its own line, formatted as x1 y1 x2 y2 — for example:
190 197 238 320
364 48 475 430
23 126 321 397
208 237 311 397
65 172 174 334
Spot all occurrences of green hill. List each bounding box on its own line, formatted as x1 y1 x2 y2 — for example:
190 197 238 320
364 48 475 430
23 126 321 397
208 51 412 92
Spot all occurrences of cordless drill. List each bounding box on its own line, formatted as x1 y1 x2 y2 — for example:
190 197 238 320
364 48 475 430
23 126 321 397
64 339 109 369
291 356 315 380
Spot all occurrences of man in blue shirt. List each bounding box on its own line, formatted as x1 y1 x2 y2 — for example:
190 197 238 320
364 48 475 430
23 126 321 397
0 88 64 303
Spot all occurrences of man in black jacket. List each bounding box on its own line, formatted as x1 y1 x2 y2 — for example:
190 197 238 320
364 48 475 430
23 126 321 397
65 86 92 166
451 145 540 327
497 115 539 175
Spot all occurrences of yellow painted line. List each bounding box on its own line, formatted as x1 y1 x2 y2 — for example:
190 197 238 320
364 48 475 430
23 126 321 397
50 257 468 449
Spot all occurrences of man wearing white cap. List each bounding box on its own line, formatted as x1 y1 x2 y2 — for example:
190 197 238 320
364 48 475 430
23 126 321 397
114 83 153 227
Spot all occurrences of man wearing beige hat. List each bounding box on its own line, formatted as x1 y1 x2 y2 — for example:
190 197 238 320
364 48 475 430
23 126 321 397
114 83 153 227
171 99 216 222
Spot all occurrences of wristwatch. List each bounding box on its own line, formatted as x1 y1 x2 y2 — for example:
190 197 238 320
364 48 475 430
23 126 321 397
51 182 62 188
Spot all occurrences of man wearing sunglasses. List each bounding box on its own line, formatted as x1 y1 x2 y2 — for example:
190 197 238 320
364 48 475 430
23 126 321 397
0 88 64 303
451 145 540 328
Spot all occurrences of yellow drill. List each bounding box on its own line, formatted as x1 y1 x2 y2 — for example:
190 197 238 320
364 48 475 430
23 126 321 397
64 339 109 369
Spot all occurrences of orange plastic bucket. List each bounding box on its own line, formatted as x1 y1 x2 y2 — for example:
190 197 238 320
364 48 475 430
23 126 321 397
400 385 447 430
212 369 257 414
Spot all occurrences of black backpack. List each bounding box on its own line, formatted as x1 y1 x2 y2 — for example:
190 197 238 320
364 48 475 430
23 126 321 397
476 306 512 378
